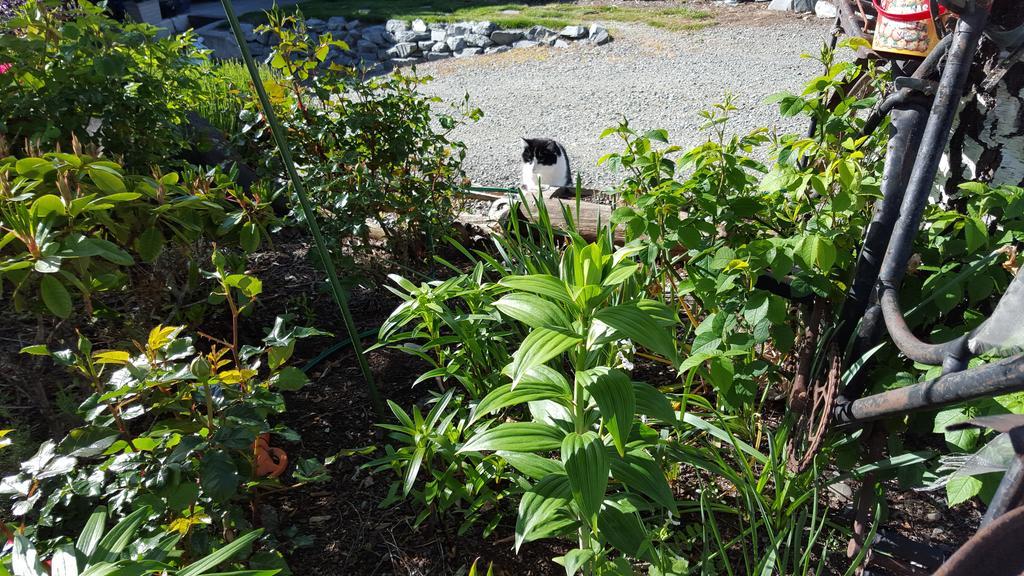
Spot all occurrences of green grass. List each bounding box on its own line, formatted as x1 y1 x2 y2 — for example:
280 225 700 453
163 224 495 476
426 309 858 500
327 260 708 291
241 1 713 32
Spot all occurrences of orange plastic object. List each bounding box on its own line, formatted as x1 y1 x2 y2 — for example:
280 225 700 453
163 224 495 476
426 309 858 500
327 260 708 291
253 433 288 478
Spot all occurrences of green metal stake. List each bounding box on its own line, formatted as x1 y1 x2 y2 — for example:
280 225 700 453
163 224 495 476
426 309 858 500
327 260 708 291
217 0 385 417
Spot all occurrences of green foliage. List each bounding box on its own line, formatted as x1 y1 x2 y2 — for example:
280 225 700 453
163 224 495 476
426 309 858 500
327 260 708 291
377 225 690 571
247 10 480 267
0 0 209 168
0 152 278 320
604 43 887 418
0 319 325 561
1 506 273 576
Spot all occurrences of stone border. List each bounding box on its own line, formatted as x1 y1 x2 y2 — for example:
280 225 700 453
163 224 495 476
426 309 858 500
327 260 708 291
194 16 613 70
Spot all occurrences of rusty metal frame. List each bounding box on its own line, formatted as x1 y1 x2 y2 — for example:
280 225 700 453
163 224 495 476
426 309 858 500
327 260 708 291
800 0 1024 571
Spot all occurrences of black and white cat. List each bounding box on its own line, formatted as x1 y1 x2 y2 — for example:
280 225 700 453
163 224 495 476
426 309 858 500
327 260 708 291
521 138 572 194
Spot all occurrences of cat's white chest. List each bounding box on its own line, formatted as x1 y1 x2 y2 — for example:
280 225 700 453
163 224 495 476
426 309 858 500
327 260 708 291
522 156 570 191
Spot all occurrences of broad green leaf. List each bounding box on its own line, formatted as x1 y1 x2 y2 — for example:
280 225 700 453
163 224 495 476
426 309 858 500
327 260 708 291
20 344 50 356
497 451 564 480
76 504 108 557
633 382 677 425
16 157 55 179
599 498 652 561
593 304 678 363
561 432 608 529
30 194 65 217
177 529 264 576
12 535 44 576
471 377 570 424
964 216 988 252
239 222 260 253
499 274 574 305
460 422 565 453
558 549 594 576
934 407 978 452
515 473 574 552
495 292 570 330
946 475 982 507
86 166 127 195
82 238 134 266
90 506 150 564
50 543 78 576
503 328 581 385
134 228 164 263
40 275 72 318
609 450 676 512
271 367 308 391
585 368 635 456
602 263 638 287
200 450 239 504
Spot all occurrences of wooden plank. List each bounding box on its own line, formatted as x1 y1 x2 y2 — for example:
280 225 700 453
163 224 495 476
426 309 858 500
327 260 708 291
514 197 625 244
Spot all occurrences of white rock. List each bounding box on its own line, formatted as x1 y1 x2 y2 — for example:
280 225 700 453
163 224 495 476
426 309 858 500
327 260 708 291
431 28 447 42
472 21 497 35
411 18 428 32
465 33 494 47
417 40 434 51
426 51 452 61
554 39 570 48
513 39 540 49
432 41 450 52
448 22 473 36
456 47 483 57
490 29 523 45
814 0 838 17
385 19 408 34
589 24 611 45
390 41 419 58
485 45 511 54
559 25 587 39
446 36 466 51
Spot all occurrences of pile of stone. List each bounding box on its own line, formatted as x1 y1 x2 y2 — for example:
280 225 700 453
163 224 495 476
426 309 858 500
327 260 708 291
194 15 613 70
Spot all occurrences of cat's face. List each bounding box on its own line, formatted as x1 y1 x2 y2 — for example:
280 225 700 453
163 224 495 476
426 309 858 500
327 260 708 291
521 138 562 166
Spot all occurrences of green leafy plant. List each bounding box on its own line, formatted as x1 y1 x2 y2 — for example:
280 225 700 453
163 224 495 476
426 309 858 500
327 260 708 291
0 0 209 168
246 9 480 268
0 152 278 321
0 316 325 562
1 506 273 576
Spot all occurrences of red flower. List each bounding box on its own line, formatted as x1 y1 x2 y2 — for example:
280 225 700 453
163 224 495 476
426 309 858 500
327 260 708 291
0 63 11 74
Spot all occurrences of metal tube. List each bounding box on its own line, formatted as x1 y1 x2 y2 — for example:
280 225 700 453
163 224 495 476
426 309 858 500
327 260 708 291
833 354 1024 425
877 6 989 289
879 288 971 365
838 100 928 358
859 33 954 138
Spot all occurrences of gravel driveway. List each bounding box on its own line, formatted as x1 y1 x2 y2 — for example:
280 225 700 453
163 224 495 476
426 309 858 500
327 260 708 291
415 12 832 190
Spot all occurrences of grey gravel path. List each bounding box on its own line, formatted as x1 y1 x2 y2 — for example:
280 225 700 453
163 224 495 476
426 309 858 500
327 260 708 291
416 18 833 190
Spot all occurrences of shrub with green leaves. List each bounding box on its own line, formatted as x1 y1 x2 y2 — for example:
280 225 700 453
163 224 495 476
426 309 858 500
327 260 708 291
0 317 324 563
0 151 277 321
2 506 271 576
245 9 480 267
0 0 209 168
